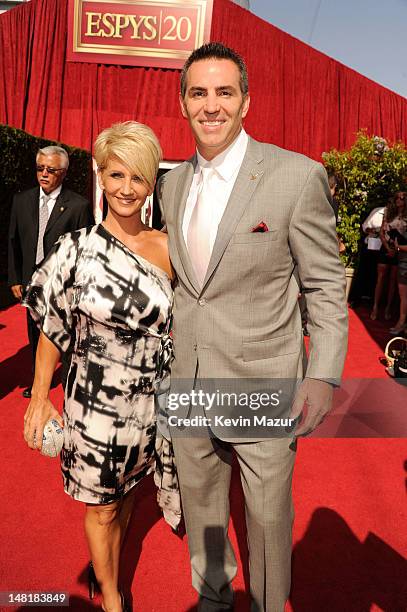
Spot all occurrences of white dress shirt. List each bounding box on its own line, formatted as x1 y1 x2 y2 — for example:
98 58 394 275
362 206 384 233
362 206 384 248
183 129 249 253
39 184 62 216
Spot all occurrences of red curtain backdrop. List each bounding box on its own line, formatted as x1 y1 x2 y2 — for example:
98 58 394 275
0 0 406 160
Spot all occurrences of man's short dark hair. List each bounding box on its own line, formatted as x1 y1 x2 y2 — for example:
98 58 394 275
180 42 249 98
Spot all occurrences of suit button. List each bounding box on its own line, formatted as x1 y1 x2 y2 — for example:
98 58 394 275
198 298 207 306
193 344 197 351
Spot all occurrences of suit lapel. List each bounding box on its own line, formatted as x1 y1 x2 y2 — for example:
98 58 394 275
44 188 69 235
202 138 265 288
173 158 201 294
29 188 40 240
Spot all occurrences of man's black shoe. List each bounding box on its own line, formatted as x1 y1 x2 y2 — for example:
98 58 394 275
22 386 32 398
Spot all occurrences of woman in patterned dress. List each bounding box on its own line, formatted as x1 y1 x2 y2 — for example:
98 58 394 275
23 122 177 612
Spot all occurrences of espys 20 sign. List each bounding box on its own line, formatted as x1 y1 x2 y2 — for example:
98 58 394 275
67 0 213 69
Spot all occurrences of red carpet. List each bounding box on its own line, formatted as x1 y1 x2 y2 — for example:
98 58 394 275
0 304 406 611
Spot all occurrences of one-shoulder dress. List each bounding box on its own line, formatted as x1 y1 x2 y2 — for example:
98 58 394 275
24 224 179 524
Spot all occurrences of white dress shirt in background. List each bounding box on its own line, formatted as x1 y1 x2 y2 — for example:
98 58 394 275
39 184 62 217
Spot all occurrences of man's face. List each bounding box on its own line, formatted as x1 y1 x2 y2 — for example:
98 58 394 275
36 154 67 194
180 58 250 160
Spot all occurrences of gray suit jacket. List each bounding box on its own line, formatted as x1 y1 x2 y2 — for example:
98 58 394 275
159 138 348 434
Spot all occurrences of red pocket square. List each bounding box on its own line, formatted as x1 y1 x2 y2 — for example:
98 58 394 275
251 221 269 233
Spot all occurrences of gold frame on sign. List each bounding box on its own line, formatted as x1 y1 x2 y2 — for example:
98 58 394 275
73 0 208 59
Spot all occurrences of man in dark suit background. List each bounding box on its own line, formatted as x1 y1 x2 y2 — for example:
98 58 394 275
8 145 94 397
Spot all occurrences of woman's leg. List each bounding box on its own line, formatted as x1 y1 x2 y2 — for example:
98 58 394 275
85 501 122 612
385 265 398 319
118 486 137 546
393 282 407 330
371 263 388 319
84 488 138 610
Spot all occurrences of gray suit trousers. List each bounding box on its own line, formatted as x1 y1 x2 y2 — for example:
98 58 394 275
171 434 296 612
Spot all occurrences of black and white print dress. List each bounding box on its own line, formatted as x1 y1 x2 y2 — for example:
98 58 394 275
24 224 180 524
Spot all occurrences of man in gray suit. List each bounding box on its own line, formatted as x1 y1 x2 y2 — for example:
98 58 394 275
159 43 348 611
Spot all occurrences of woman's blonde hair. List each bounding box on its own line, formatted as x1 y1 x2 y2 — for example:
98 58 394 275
94 121 162 190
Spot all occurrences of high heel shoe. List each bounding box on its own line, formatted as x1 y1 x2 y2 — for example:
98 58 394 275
389 324 406 336
88 561 100 600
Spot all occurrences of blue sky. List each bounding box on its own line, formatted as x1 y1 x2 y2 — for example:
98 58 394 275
250 0 407 98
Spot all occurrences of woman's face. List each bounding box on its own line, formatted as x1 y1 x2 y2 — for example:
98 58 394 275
395 192 406 211
98 157 152 219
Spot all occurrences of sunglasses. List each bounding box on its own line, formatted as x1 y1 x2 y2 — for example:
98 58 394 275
36 165 65 174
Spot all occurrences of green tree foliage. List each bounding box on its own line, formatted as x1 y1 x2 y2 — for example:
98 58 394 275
323 131 407 267
0 124 91 279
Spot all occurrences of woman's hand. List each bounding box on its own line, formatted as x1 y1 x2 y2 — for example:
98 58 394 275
365 228 378 237
23 332 62 451
11 284 23 300
23 397 62 451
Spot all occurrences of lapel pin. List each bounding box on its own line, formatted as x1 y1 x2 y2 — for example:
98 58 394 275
250 172 260 180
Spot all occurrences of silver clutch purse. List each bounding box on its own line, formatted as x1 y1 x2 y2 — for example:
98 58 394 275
40 418 64 458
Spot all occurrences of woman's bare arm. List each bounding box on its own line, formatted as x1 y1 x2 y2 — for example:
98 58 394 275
23 332 63 451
